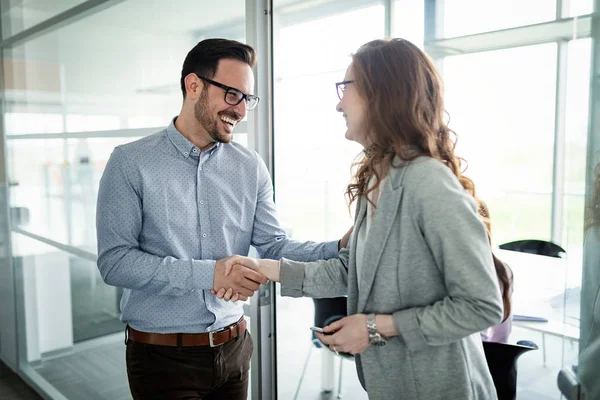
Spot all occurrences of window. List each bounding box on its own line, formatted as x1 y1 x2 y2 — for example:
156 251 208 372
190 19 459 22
443 43 558 245
393 0 424 47
442 0 555 38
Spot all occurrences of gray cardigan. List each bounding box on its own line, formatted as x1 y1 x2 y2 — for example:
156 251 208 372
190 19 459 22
280 157 503 400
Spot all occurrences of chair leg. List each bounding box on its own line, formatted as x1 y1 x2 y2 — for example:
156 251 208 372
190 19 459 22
293 342 315 400
542 333 547 367
337 356 344 399
322 349 335 392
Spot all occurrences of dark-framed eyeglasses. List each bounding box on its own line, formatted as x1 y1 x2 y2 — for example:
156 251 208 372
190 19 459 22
336 80 355 100
197 75 260 110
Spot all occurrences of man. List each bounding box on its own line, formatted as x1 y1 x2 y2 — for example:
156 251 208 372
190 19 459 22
96 38 348 399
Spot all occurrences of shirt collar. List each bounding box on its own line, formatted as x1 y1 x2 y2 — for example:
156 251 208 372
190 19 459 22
166 117 220 158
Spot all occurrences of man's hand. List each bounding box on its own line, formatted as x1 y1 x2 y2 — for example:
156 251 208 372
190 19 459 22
338 225 354 250
212 257 267 302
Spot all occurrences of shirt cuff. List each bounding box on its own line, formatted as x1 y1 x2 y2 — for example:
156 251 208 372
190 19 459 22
192 259 217 290
323 240 340 259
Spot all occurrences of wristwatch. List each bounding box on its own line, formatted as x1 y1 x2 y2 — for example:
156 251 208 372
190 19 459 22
366 313 387 346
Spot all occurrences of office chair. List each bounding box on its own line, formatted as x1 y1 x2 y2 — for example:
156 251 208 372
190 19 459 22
483 340 538 400
294 297 353 400
499 239 566 259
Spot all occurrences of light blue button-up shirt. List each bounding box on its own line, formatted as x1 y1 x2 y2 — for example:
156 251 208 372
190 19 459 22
96 120 338 333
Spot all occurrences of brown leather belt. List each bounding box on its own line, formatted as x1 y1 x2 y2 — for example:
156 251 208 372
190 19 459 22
127 318 246 347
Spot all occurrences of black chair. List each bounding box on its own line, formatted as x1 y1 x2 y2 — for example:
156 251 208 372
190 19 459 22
294 297 352 399
483 341 538 400
499 240 566 259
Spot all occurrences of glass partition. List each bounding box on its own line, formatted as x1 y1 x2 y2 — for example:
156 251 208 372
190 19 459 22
273 1 397 398
441 0 555 38
0 0 88 38
4 0 249 398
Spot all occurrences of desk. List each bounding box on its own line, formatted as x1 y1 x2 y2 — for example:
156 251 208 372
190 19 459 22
496 249 569 315
512 320 579 365
495 249 580 365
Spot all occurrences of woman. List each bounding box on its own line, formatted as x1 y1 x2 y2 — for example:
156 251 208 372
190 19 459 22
578 162 600 399
220 38 503 399
479 202 514 343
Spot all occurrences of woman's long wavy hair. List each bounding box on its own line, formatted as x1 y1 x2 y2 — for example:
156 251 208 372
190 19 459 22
345 39 508 310
479 202 512 322
345 38 480 216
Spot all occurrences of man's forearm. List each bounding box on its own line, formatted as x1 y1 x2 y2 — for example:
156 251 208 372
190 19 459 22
98 246 216 295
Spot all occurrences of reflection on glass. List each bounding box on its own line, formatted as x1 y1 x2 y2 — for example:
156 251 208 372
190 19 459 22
442 0 555 38
12 232 121 348
578 161 600 398
8 137 140 251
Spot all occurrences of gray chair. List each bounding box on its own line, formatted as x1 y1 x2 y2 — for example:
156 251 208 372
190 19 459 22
295 298 352 399
483 340 538 400
499 239 566 259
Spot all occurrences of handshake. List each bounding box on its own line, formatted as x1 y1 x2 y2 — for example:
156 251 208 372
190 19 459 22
211 256 280 302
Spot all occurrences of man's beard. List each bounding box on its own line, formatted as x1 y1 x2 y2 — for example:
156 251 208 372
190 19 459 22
194 90 240 144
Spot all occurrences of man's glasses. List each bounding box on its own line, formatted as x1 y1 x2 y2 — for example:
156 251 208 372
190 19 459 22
197 75 260 110
336 80 355 100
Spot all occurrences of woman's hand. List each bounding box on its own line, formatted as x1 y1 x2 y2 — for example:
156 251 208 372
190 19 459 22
316 314 370 355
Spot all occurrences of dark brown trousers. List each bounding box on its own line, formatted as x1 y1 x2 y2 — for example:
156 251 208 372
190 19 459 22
126 331 253 399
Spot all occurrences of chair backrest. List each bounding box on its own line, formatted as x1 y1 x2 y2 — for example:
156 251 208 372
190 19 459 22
483 341 538 400
313 297 347 328
499 240 566 259
311 298 354 358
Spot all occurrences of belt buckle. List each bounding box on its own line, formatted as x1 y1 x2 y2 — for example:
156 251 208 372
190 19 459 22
209 330 222 347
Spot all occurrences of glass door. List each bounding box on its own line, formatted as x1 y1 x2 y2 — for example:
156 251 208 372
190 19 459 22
1 0 259 398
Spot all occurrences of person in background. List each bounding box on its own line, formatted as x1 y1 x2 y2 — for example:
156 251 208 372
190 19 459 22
96 38 350 400
479 201 513 343
578 161 600 399
217 38 503 400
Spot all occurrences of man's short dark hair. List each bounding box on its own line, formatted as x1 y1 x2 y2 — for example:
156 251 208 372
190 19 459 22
180 38 256 99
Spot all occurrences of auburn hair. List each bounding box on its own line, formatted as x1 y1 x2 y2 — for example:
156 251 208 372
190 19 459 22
345 38 477 211
479 202 513 321
344 38 511 317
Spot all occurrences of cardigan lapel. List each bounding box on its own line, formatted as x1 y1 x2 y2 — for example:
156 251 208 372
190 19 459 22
356 164 406 313
347 195 367 316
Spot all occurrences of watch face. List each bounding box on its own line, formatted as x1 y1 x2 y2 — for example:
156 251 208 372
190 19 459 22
369 333 387 346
